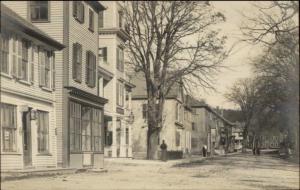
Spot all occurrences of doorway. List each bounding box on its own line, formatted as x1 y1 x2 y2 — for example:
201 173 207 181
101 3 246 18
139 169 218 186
22 111 32 167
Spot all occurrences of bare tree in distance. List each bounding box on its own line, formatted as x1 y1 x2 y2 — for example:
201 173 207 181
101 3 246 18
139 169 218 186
239 1 299 156
225 78 261 153
123 1 229 159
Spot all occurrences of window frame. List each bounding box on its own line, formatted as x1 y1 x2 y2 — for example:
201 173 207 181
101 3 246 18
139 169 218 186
0 33 10 75
98 47 107 64
1 103 17 152
86 51 96 88
73 1 85 24
72 43 82 83
69 101 103 153
98 11 104 28
29 1 50 23
116 82 124 107
37 110 49 154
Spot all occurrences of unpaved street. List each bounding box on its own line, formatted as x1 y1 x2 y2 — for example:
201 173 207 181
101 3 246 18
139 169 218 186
1 153 299 190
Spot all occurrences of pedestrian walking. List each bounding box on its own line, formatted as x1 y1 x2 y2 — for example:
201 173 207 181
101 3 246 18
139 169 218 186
160 140 168 161
202 144 207 157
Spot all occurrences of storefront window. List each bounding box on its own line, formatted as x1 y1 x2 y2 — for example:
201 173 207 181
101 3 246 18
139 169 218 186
69 101 103 152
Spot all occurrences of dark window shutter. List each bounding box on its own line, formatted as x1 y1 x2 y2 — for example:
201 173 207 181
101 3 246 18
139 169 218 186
93 53 96 87
72 43 77 80
78 44 82 82
39 49 46 86
30 44 34 83
73 1 77 17
80 3 85 23
52 52 55 90
86 51 89 85
98 11 104 28
103 47 107 62
116 48 119 70
116 83 119 105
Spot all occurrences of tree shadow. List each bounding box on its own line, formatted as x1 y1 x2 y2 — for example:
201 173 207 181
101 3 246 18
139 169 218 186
172 153 299 173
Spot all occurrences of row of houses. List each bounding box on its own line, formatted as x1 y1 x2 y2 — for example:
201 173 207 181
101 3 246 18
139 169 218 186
0 1 236 172
129 73 236 159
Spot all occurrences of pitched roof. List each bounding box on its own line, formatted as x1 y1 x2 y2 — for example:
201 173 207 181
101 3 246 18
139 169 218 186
130 72 182 100
1 3 64 50
189 96 235 126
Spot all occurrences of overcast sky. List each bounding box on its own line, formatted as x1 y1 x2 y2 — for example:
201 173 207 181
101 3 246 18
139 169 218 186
194 1 262 110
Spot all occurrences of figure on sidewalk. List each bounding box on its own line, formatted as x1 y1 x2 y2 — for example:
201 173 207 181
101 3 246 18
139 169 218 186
160 140 168 161
202 144 207 157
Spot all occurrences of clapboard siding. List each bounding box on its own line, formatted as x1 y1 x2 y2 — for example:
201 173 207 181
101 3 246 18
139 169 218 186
68 2 99 95
1 93 57 169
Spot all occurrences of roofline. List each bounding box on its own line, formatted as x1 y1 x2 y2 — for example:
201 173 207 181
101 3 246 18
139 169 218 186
195 105 235 126
1 5 65 50
86 1 106 12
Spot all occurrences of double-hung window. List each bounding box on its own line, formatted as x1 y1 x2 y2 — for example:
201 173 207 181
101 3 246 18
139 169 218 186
39 49 54 89
86 51 96 88
98 11 104 28
37 111 49 153
116 47 124 72
1 103 17 152
116 82 124 107
73 43 82 82
0 33 9 74
73 1 84 23
98 47 107 64
30 1 49 22
19 40 29 81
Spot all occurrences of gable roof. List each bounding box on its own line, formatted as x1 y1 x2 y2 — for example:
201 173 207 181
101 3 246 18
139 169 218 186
1 3 64 50
190 96 235 126
129 72 183 100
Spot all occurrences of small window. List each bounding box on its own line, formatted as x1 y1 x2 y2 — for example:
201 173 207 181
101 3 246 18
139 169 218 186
116 47 124 72
118 11 123 28
72 43 82 82
73 1 84 23
1 103 17 152
98 11 104 28
98 47 107 64
116 82 124 107
86 51 96 88
37 111 49 153
88 9 94 32
30 1 49 22
0 33 9 74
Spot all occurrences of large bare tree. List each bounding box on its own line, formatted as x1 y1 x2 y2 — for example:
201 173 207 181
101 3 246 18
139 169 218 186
123 1 228 159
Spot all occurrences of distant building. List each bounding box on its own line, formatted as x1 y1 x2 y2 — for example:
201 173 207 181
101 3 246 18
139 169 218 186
130 73 191 159
0 4 64 170
231 122 244 151
190 98 235 156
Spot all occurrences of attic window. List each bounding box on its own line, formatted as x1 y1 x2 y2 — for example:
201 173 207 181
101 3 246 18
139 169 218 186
30 1 49 22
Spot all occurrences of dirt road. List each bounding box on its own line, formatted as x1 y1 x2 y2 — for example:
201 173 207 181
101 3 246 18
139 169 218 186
1 153 299 190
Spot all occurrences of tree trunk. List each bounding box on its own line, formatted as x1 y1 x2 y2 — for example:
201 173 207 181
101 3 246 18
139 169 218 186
242 128 248 153
146 93 163 160
147 129 160 160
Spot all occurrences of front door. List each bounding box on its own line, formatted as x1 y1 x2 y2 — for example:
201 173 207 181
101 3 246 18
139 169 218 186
23 111 32 167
